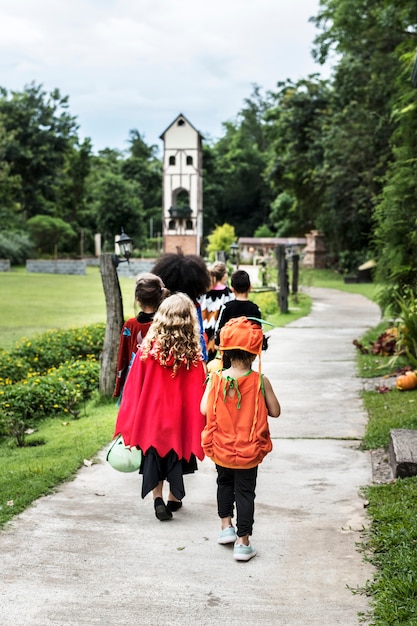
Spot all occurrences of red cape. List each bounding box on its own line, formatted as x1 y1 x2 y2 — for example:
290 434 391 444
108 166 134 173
114 350 206 461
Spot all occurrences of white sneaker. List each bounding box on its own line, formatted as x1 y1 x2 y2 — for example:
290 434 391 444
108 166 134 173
233 542 257 561
217 526 237 544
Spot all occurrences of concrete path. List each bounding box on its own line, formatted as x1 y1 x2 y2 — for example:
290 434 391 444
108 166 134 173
0 287 381 626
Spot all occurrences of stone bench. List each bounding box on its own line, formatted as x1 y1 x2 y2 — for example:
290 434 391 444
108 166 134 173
388 429 417 478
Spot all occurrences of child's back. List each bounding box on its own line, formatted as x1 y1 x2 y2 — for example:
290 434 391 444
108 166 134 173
215 270 261 346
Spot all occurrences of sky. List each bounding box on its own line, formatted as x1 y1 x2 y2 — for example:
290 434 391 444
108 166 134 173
0 0 331 155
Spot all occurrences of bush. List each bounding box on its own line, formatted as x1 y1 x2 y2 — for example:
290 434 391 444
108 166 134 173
0 231 34 265
0 325 103 446
9 324 105 374
251 291 279 317
0 359 100 446
0 351 32 384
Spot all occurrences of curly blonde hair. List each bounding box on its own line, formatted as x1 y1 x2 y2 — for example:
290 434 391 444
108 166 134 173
140 292 202 375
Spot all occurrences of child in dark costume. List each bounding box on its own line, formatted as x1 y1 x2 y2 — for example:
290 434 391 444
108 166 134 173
114 293 206 521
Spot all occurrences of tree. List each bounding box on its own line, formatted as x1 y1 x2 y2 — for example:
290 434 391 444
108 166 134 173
27 215 76 257
269 192 297 237
121 130 163 237
264 76 330 239
0 83 80 221
92 172 145 251
374 49 417 312
254 224 274 237
208 87 273 236
309 0 410 260
206 223 236 261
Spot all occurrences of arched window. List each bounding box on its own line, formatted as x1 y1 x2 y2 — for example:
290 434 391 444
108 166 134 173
175 189 190 209
169 155 175 166
168 219 176 230
186 219 193 230
186 155 193 166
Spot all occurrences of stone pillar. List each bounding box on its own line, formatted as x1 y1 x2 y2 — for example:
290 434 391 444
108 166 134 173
302 230 327 269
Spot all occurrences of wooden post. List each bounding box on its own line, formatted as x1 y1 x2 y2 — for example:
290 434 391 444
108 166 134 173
292 254 299 295
99 253 124 396
276 245 288 314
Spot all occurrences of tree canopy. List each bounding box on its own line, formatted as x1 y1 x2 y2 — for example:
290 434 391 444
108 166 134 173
0 0 416 313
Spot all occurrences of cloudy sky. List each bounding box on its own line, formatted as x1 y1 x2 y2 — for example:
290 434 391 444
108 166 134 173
0 0 330 154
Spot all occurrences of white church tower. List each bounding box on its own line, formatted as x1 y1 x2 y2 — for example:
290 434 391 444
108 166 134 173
160 114 203 255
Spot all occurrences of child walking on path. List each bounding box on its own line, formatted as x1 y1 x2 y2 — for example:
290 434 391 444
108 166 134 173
199 261 234 362
214 270 261 343
200 316 280 561
114 293 206 521
214 269 262 369
113 273 168 399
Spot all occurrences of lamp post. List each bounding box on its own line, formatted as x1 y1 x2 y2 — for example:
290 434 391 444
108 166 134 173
229 241 240 269
112 228 133 267
99 228 133 395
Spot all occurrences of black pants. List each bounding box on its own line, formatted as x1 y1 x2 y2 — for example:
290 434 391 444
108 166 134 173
216 464 258 537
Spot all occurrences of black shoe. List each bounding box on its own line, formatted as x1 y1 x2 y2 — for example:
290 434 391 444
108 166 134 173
167 500 182 512
154 497 172 521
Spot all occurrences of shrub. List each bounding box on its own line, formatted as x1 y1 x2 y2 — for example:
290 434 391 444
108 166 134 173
0 231 34 265
251 291 279 317
395 292 417 367
0 351 32 384
0 359 100 446
9 324 105 375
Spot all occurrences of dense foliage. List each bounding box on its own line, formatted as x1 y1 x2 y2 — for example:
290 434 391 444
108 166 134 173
0 324 105 446
0 3 416 308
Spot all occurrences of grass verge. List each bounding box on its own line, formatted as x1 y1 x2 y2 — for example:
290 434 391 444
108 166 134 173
356 320 417 625
0 394 117 527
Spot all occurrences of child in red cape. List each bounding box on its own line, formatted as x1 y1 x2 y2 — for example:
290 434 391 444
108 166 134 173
113 272 168 399
114 292 206 521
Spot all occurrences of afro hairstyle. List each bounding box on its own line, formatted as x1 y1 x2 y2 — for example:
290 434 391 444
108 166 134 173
151 252 210 302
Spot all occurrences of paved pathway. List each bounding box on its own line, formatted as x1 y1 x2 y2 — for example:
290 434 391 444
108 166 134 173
0 287 381 626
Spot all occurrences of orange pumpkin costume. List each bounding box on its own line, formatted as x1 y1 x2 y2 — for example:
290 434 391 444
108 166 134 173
202 370 271 469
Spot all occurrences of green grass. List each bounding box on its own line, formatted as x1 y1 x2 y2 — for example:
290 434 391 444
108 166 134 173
355 310 417 624
0 266 315 350
298 267 381 302
362 390 417 450
0 394 118 527
361 479 417 625
0 266 138 350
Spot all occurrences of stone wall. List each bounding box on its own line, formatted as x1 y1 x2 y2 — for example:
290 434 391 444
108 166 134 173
26 260 86 275
116 259 155 278
0 259 10 271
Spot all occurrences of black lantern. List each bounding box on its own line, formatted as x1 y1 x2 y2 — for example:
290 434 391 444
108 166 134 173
112 228 133 267
229 241 239 266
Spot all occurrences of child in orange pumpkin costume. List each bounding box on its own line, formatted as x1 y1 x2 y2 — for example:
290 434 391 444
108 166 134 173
200 316 280 561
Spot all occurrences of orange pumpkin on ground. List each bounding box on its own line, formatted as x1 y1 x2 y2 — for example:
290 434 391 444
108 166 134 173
396 370 417 391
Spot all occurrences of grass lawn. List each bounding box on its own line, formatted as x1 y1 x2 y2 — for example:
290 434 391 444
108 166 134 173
0 265 314 351
0 266 138 351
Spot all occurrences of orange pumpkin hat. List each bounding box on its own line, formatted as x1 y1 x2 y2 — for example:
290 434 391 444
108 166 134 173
219 316 263 355
217 316 264 441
